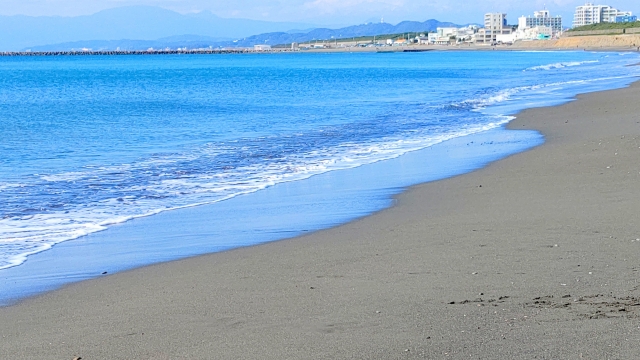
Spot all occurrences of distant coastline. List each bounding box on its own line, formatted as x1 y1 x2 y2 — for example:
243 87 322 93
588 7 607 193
3 35 640 57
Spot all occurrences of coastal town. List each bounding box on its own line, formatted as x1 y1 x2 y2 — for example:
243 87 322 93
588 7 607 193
0 2 638 56
292 2 637 50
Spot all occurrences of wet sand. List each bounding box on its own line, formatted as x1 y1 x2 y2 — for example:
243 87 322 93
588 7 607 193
1 81 640 359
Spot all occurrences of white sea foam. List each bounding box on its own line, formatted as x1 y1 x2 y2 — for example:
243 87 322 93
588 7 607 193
0 117 515 270
524 60 599 71
0 182 26 192
445 74 639 114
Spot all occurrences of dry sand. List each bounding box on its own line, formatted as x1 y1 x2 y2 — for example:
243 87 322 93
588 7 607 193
1 82 640 359
515 34 640 50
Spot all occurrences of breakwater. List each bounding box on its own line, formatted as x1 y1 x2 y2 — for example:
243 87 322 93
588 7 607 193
0 49 289 56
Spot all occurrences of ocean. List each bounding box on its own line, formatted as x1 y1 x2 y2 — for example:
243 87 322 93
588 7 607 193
1 51 639 304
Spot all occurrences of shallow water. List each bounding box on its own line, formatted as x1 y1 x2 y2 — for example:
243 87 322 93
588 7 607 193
1 51 639 304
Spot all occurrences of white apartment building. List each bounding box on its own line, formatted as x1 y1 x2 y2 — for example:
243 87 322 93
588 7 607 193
477 13 511 43
518 9 563 36
485 13 507 31
573 3 633 27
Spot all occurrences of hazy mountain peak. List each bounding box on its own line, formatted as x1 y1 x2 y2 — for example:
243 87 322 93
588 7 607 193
0 6 320 51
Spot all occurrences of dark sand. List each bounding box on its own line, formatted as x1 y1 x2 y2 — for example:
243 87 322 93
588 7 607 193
1 82 640 359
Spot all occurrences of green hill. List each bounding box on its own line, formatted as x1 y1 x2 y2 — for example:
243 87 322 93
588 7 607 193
570 21 640 32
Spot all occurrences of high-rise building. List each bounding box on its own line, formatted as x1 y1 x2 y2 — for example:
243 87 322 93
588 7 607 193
518 9 563 36
573 3 633 27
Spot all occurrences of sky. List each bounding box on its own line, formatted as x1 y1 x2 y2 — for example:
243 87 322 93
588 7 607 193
1 0 638 26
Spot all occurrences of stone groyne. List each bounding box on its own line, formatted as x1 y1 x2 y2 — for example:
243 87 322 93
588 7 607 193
0 49 291 57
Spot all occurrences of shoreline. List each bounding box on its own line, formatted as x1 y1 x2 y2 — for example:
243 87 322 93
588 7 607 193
3 39 640 57
4 50 639 305
1 84 640 357
3 51 638 305
0 124 544 306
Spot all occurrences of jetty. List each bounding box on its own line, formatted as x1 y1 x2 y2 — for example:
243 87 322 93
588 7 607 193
0 49 293 57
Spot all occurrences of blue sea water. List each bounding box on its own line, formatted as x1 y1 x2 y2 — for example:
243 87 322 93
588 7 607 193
1 51 639 303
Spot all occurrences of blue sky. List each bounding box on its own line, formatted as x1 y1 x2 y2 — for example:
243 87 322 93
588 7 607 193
1 0 637 26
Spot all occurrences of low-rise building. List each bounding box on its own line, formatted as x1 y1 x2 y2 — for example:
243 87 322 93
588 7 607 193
438 27 458 38
427 27 458 45
523 26 552 40
613 14 637 22
415 36 430 44
455 25 479 43
254 45 272 51
474 27 513 44
504 23 555 43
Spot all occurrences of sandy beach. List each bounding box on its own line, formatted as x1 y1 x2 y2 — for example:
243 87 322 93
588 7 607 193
301 34 640 53
1 79 640 359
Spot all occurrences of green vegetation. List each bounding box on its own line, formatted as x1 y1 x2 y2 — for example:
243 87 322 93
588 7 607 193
569 21 640 31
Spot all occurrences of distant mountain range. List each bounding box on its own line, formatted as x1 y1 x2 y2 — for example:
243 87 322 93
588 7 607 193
0 6 321 51
224 20 472 48
23 18 474 52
